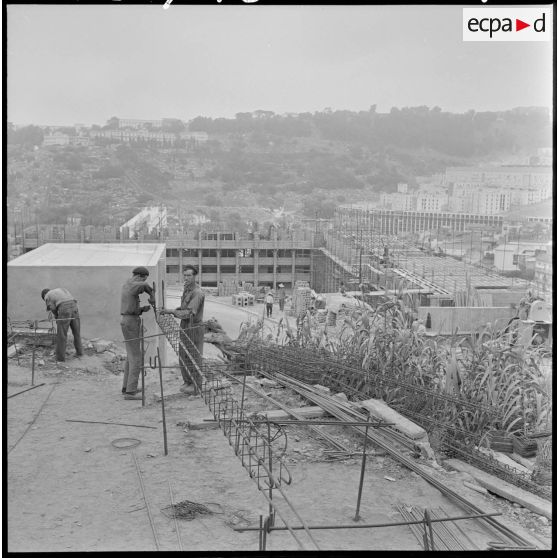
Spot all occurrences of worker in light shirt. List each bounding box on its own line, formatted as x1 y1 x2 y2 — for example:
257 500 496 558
41 287 84 362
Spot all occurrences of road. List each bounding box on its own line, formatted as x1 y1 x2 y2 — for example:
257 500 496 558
164 288 296 355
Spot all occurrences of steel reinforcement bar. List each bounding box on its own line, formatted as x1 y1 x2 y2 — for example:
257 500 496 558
154 311 320 550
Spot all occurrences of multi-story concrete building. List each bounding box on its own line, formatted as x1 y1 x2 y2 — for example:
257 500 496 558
336 206 503 235
20 224 314 290
88 128 208 146
416 190 446 212
445 165 552 212
117 118 163 129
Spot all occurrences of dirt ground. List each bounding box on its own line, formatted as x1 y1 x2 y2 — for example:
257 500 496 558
6 297 553 552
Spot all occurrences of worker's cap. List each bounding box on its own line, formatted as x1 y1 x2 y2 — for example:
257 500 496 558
183 264 198 276
132 266 150 277
41 288 51 300
278 283 284 288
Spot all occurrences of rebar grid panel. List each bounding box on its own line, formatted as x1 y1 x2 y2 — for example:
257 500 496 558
154 311 318 550
244 341 500 437
444 439 552 502
243 341 548 510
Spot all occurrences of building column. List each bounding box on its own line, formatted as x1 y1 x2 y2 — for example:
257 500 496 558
254 246 259 287
235 250 240 284
291 249 296 288
217 249 222 284
272 250 278 290
178 248 183 282
198 232 203 285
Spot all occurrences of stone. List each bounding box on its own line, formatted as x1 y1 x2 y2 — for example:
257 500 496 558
93 340 114 353
313 384 331 394
331 392 348 403
258 378 278 387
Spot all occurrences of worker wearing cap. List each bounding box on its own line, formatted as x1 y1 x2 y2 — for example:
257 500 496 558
160 264 205 393
41 287 83 362
120 266 155 400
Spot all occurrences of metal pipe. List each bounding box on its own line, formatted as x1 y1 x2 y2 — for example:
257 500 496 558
168 480 183 551
157 348 168 455
239 419 394 428
234 512 503 532
8 384 57 454
66 419 156 429
354 415 370 521
140 319 145 407
131 450 160 551
425 509 436 551
8 383 46 398
31 320 37 386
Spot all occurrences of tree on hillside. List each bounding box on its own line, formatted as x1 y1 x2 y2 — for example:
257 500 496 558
8 125 44 148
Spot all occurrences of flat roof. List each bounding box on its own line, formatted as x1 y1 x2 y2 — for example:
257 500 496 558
8 243 166 267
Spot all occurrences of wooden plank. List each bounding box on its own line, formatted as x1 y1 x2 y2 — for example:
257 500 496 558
445 459 552 520
252 406 328 421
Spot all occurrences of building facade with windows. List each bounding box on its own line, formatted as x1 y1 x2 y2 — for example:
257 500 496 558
335 206 503 235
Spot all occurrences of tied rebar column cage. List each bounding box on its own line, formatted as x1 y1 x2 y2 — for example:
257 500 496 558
154 309 320 550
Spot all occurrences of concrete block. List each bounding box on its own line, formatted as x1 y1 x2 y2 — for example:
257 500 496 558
359 398 427 440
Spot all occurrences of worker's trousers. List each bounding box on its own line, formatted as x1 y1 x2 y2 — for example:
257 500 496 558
121 315 142 393
55 301 83 361
179 320 204 386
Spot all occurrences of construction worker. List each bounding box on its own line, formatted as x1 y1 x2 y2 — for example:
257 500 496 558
265 290 274 318
160 264 205 393
120 267 155 400
277 283 286 312
41 287 83 362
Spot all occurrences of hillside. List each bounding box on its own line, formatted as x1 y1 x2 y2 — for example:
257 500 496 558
7 106 551 228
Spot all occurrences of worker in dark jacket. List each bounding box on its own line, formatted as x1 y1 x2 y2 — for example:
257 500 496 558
120 267 155 400
160 264 205 393
41 287 83 362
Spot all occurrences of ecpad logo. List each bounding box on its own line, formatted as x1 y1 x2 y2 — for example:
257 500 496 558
463 8 551 41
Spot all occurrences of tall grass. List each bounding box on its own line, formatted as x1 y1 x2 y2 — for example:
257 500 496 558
267 299 552 442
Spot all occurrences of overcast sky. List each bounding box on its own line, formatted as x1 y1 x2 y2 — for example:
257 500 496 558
7 4 554 126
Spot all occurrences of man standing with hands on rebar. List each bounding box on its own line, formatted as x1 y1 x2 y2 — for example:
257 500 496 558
120 266 155 400
160 264 205 394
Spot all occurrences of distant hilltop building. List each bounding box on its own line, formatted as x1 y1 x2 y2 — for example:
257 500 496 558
88 128 208 145
43 132 90 147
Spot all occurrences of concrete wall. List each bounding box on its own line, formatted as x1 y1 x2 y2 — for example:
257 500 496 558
8 261 166 363
417 306 516 335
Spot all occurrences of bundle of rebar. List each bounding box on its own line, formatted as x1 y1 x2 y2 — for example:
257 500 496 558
395 504 479 551
243 341 551 501
250 368 536 549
